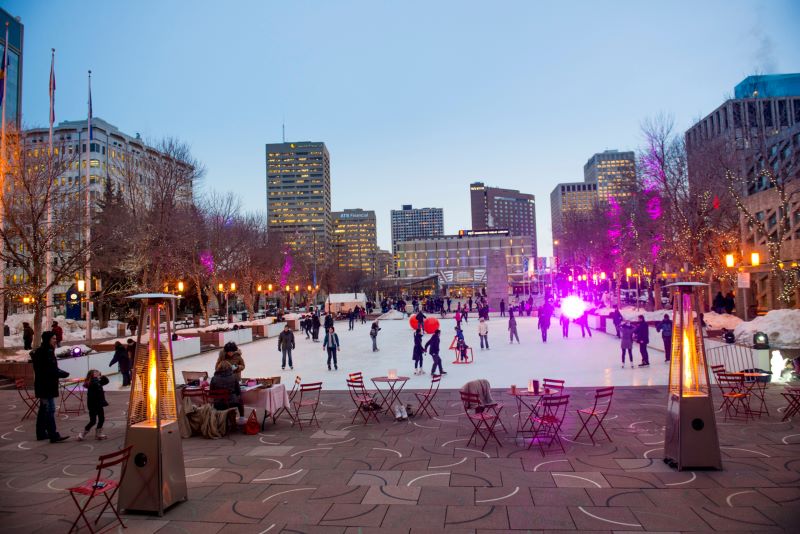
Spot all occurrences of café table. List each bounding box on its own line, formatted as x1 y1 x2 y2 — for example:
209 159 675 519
59 377 86 415
371 376 410 415
242 383 291 429
732 372 771 417
508 387 555 436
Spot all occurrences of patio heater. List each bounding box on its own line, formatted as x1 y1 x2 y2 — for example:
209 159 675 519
119 293 187 515
663 283 722 471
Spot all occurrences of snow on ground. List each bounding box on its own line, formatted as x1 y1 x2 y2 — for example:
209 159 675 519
377 310 407 320
733 309 800 349
101 315 673 391
703 311 743 331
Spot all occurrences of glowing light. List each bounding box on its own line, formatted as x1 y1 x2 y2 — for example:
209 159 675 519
725 254 735 268
268 284 273 291
625 267 632 277
568 275 573 282
218 283 224 292
294 284 299 292
751 252 760 267
257 284 262 292
285 285 290 292
148 347 158 420
77 279 86 292
307 285 312 291
177 281 184 292
230 282 236 292
682 331 696 394
600 272 606 280
560 296 587 320
771 350 786 383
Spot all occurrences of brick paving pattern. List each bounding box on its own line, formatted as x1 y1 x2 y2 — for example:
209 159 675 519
1 384 798 532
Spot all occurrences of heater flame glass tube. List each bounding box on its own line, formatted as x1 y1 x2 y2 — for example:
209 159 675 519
147 305 159 422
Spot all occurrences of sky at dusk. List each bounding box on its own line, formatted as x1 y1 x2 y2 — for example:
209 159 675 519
6 0 800 256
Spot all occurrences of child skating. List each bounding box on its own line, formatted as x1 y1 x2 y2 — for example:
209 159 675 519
78 369 109 440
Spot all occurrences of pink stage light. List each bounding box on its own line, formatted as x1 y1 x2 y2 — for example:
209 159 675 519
561 296 587 320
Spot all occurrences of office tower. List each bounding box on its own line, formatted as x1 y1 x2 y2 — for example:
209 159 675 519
0 8 23 128
470 182 537 260
332 209 377 275
375 249 393 278
390 204 444 255
549 181 598 242
583 150 637 203
266 142 331 259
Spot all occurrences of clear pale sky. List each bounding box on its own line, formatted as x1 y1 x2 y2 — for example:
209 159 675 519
7 0 800 256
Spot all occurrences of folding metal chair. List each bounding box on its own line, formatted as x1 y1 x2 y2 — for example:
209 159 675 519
15 378 40 421
181 387 208 406
716 373 751 422
274 375 301 424
415 375 441 418
206 388 231 409
710 364 726 378
460 391 502 450
181 370 209 385
347 378 380 425
574 386 614 444
781 387 800 422
543 378 565 394
67 445 132 533
292 382 322 430
528 394 570 456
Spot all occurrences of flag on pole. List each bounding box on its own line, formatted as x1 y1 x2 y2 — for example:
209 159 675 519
49 50 56 126
87 71 93 140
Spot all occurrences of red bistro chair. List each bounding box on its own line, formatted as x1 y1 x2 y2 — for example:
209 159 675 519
543 378 565 394
15 378 40 421
574 386 614 444
415 374 442 418
292 382 322 430
181 387 208 406
67 445 133 533
460 391 503 450
347 378 380 425
529 394 570 456
716 373 751 422
274 375 302 424
781 387 800 422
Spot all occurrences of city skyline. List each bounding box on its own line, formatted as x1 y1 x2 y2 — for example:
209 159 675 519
6 0 800 255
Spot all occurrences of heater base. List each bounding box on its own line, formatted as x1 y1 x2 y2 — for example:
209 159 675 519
664 394 722 471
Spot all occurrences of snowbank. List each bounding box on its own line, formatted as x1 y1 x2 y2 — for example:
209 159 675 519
733 309 800 349
594 306 670 322
703 311 743 331
378 309 407 320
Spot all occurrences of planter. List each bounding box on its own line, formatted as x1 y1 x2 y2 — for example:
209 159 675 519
266 322 285 338
172 337 201 359
251 324 267 337
199 328 253 348
0 361 34 382
589 314 605 333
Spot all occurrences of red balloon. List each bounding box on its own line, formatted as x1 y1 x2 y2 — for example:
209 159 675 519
409 316 419 330
423 317 440 334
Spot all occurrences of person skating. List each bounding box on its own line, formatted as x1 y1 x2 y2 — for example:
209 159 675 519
217 342 246 381
370 320 381 352
22 322 34 350
500 299 506 317
77 369 109 441
578 309 593 338
508 310 520 343
634 315 650 366
538 300 554 342
478 317 489 349
415 309 426 332
32 331 70 443
109 341 131 386
348 309 355 331
412 328 425 375
620 321 635 368
278 324 295 370
454 309 462 329
425 329 445 375
560 313 570 338
324 313 334 331
655 313 673 362
323 326 340 370
456 337 470 362
609 306 623 337
312 313 321 342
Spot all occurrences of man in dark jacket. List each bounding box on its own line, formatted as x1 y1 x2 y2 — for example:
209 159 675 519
109 341 131 386
324 313 334 331
311 313 321 342
51 321 64 347
609 306 623 337
538 301 554 342
655 314 673 362
634 315 650 366
32 331 70 442
126 339 137 368
22 322 34 350
424 329 445 375
499 299 506 317
278 325 295 370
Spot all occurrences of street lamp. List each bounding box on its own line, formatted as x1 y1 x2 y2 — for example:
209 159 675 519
77 279 86 292
750 252 760 267
725 254 735 268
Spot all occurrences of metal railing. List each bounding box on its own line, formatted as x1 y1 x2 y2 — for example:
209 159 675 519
706 343 757 375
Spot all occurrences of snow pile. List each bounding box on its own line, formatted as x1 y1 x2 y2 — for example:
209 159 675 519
733 309 800 349
703 311 743 331
378 309 407 321
56 344 93 358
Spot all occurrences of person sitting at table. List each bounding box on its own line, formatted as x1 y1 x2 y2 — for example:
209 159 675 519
217 342 246 381
210 360 244 417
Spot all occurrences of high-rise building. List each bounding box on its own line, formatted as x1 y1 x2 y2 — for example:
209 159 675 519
332 209 377 275
390 204 444 255
469 182 537 260
734 74 800 100
549 181 598 241
266 142 331 258
583 150 636 203
375 249 394 278
0 8 24 128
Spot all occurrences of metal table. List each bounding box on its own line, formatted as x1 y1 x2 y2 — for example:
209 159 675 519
371 376 410 415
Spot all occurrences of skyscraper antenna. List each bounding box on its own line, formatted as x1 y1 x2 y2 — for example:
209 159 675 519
282 120 285 143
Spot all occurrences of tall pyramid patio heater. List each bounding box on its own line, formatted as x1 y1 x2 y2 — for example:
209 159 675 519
663 283 722 471
119 293 187 515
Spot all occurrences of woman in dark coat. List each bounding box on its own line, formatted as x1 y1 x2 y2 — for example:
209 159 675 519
109 341 131 386
634 315 650 366
412 328 425 375
22 322 34 350
32 331 70 442
210 360 243 416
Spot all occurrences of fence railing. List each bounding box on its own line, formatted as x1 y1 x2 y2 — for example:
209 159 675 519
706 343 757 376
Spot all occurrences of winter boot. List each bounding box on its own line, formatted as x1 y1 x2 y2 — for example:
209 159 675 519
95 428 108 440
76 431 85 441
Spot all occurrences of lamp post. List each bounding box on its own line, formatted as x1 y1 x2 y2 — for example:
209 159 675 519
218 282 235 322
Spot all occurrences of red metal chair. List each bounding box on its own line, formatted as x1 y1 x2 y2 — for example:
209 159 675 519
543 378 565 394
415 374 441 418
206 388 231 409
67 445 132 533
460 391 503 450
528 394 570 456
292 382 322 430
274 375 302 424
781 387 800 422
574 387 614 444
716 373 751 421
15 378 40 421
347 378 380 425
180 387 208 406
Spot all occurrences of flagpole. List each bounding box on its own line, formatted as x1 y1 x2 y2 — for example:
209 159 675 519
45 49 55 329
0 22 10 349
84 70 92 342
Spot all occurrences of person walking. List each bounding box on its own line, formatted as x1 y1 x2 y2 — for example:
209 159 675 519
126 338 137 368
278 324 295 370
33 331 70 443
578 309 593 338
109 341 131 386
446 298 452 313
51 321 64 348
634 315 650 367
500 299 506 317
508 310 520 343
538 300 554 342
560 313 570 338
655 314 673 362
609 306 623 338
468 297 473 312
312 313 321 342
323 326 340 370
478 317 489 349
412 328 425 375
77 370 109 440
22 322 34 350
425 329 445 375
620 321 635 368
370 320 381 352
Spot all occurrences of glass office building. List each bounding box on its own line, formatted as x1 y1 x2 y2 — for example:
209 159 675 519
0 8 23 128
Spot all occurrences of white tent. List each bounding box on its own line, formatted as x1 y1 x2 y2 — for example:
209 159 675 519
325 292 367 314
